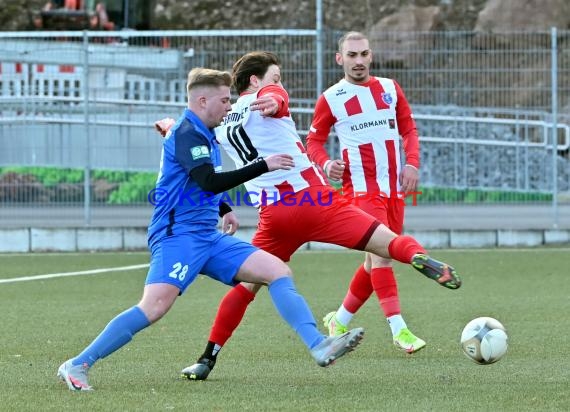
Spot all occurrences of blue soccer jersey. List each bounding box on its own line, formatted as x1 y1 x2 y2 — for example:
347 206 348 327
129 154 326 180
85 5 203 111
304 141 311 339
148 109 223 246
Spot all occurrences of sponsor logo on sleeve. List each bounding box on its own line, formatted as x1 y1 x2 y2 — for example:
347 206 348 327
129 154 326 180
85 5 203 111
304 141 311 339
191 145 210 160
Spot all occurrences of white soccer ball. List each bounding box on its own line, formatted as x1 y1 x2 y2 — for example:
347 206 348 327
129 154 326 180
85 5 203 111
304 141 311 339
460 317 508 365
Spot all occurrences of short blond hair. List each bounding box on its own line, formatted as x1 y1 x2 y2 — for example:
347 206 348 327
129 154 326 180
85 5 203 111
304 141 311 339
186 68 232 96
337 31 368 53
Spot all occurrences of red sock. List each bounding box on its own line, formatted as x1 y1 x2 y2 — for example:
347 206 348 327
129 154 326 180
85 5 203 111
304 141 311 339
370 267 401 317
209 283 255 346
342 264 373 313
388 235 426 264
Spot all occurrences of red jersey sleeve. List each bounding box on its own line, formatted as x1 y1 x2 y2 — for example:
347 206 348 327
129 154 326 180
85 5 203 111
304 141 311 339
394 80 420 169
306 94 337 167
258 84 289 118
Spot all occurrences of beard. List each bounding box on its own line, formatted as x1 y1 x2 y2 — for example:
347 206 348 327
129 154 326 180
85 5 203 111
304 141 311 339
347 67 369 84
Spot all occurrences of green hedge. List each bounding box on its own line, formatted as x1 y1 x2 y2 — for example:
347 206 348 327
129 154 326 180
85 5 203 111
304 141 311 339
418 186 552 203
0 167 147 186
1 166 85 185
0 167 156 204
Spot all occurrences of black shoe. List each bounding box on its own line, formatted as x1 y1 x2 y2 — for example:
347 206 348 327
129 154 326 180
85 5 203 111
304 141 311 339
181 358 216 381
411 254 462 289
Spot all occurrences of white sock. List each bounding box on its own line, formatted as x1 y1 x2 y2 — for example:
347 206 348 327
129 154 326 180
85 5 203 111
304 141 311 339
335 305 353 326
387 314 407 336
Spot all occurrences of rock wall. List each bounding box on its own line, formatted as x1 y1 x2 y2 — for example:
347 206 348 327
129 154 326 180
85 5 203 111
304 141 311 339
2 1 568 112
4 0 568 32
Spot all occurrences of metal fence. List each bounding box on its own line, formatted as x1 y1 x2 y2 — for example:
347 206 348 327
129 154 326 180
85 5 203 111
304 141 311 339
0 29 569 227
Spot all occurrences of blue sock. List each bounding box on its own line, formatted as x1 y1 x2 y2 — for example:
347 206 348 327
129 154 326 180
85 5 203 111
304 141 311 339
268 276 324 349
71 306 150 367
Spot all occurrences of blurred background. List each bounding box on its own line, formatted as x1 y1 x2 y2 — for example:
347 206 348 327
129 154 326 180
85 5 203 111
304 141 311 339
0 0 569 236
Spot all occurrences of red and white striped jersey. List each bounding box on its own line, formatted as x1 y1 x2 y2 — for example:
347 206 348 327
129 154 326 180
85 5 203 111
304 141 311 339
307 77 419 199
216 88 328 206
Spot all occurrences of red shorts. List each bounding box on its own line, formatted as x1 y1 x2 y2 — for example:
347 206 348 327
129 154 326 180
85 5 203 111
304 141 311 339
346 194 405 235
251 186 379 262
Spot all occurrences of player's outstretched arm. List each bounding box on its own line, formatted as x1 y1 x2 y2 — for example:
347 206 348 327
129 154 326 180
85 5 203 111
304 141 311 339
154 118 176 137
190 155 294 195
264 154 294 171
251 84 289 118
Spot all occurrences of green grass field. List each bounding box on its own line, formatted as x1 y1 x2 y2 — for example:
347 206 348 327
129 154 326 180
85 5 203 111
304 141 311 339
1 249 569 411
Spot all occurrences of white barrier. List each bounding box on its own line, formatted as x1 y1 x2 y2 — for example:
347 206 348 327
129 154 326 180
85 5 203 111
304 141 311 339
31 63 82 99
0 62 28 97
0 227 568 253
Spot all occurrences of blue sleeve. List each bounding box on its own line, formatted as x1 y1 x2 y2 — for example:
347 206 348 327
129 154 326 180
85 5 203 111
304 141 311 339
173 122 213 174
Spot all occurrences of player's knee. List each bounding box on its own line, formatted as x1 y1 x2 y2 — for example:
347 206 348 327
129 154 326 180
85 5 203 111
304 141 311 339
364 253 372 267
370 254 392 267
364 252 392 270
242 282 263 294
246 283 263 294
262 256 292 283
138 286 178 323
237 250 292 285
267 259 292 280
138 302 170 323
266 272 293 286
363 226 396 259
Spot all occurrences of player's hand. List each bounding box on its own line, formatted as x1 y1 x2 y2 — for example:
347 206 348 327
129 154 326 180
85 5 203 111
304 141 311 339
399 164 419 193
250 96 279 117
221 211 239 235
154 118 176 137
264 154 295 171
324 159 345 181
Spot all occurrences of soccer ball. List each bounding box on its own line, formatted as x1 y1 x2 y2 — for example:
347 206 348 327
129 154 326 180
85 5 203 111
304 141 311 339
460 317 508 365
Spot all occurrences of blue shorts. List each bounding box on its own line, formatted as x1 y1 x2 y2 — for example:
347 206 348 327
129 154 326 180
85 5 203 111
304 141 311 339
145 230 258 294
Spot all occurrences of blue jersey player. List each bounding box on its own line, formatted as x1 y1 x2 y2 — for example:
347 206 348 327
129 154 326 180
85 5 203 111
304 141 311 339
57 68 365 391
